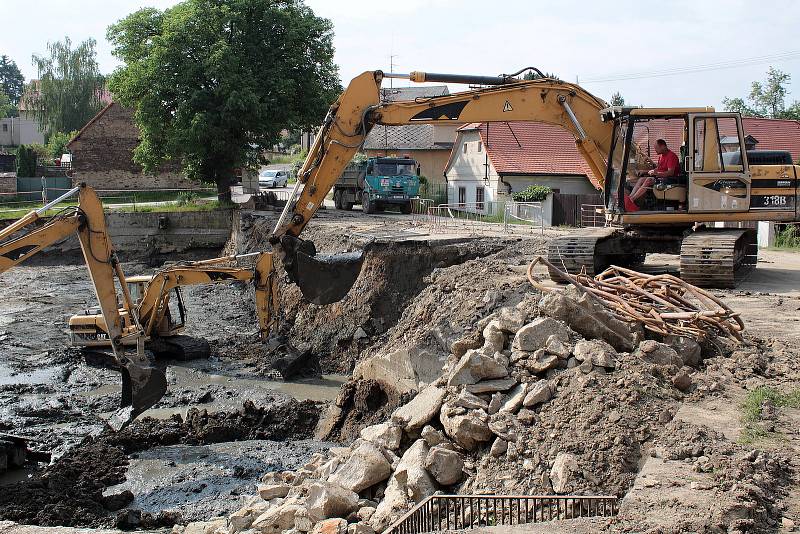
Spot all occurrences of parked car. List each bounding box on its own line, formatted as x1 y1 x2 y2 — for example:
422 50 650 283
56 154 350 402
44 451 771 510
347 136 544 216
259 169 289 188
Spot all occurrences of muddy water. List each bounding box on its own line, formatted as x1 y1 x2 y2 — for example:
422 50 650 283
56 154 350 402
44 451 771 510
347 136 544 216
105 439 332 522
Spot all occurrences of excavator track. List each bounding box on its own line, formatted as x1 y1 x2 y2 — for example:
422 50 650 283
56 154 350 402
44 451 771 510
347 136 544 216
547 227 621 280
679 228 758 288
150 335 211 361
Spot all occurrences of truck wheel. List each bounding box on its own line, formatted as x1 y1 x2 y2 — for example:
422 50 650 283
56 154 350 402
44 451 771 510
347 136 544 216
343 199 354 211
362 192 375 214
401 202 412 215
334 190 342 210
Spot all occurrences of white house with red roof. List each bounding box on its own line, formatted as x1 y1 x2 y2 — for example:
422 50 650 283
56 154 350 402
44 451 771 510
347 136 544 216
443 121 602 207
444 117 800 210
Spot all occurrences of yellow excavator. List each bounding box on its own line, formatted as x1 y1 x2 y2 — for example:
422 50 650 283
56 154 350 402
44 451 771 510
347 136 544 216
271 68 800 290
0 185 278 428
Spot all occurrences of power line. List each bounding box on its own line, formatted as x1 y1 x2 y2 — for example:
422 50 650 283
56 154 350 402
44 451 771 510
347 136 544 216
582 50 800 83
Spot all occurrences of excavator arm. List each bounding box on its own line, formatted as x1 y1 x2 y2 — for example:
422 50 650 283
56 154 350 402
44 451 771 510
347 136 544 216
136 252 278 339
0 184 167 429
271 69 614 302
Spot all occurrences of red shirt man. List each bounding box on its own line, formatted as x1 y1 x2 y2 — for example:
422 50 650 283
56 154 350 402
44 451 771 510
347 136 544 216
628 139 680 208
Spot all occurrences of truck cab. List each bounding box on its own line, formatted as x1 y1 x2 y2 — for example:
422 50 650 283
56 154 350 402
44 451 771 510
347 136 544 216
334 156 420 214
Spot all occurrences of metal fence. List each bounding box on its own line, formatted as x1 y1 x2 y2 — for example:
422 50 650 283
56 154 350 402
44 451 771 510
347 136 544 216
384 494 619 533
580 204 606 227
0 186 217 215
422 201 544 235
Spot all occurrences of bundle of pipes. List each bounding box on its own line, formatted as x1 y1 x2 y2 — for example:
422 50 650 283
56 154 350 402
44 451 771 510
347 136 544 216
528 256 744 342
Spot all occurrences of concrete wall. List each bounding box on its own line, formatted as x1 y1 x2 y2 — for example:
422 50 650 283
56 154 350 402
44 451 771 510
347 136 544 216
26 209 234 256
0 117 45 146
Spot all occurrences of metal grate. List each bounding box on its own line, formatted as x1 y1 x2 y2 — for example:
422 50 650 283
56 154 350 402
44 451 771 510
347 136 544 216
383 494 618 534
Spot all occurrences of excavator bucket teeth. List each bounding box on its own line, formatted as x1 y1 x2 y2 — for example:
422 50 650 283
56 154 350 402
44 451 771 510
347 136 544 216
108 361 167 431
296 250 364 305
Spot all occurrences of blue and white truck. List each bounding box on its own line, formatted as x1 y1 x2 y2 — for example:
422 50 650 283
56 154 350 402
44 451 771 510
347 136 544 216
333 156 420 214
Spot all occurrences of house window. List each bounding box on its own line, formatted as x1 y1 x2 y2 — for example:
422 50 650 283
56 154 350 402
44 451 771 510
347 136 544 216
477 141 482 153
463 143 468 154
1 124 7 132
458 186 466 205
476 186 485 210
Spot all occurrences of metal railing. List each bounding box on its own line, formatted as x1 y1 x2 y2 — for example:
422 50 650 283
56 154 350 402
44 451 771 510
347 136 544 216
383 494 618 534
580 204 606 228
424 201 544 235
0 186 217 214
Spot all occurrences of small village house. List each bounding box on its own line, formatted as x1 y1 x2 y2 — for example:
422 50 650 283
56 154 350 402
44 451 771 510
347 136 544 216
66 102 195 190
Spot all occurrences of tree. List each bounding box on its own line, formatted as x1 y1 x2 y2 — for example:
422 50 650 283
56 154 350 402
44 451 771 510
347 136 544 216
25 37 106 137
46 130 79 159
523 70 559 80
723 67 800 119
609 92 625 106
107 0 341 201
0 92 14 118
0 55 25 105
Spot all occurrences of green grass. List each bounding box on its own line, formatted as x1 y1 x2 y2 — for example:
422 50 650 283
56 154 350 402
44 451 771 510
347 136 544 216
739 386 800 443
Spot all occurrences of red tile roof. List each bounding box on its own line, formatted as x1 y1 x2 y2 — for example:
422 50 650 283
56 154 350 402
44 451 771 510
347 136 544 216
632 117 800 161
473 122 602 189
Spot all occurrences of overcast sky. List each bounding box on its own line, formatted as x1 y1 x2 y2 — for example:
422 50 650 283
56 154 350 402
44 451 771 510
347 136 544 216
4 0 800 109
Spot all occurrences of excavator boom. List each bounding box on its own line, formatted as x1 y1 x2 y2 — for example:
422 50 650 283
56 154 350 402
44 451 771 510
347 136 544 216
0 184 167 429
271 70 614 301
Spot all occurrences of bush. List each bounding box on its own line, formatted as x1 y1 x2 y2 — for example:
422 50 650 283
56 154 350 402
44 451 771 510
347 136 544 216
177 191 200 206
511 185 553 202
290 149 309 179
15 145 36 177
46 130 79 160
774 224 800 249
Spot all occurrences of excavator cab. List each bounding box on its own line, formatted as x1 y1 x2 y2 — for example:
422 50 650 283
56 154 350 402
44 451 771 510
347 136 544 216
603 109 752 218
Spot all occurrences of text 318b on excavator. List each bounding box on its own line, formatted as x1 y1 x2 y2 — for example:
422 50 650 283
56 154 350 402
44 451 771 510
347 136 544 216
278 67 798 290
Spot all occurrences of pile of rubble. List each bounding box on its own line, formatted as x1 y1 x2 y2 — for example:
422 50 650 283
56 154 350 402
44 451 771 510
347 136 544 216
176 287 714 534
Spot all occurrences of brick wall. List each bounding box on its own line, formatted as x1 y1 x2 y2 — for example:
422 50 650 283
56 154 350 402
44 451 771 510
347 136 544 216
68 103 196 190
0 177 15 194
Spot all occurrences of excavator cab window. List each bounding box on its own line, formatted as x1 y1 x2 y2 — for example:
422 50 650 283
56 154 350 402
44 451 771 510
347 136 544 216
604 118 631 214
166 287 187 329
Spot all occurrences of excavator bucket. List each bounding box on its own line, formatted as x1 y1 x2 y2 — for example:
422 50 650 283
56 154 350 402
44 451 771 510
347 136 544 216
295 249 365 305
108 360 168 431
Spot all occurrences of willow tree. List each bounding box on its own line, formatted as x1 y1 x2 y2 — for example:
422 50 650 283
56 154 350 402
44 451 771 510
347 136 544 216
25 37 105 137
107 0 340 200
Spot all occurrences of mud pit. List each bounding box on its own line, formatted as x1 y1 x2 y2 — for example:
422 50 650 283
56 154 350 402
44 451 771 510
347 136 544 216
0 211 522 529
2 207 800 532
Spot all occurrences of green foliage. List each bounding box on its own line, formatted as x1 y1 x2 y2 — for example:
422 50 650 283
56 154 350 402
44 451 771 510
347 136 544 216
45 130 79 159
511 185 552 202
26 37 106 135
176 190 200 205
0 92 14 118
723 67 800 119
0 55 25 105
773 224 800 249
15 145 37 177
609 92 625 107
740 386 800 443
291 149 310 178
418 175 428 185
522 70 559 80
107 0 341 199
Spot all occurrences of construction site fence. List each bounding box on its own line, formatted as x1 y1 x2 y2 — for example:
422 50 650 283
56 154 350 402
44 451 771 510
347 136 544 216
0 186 217 213
383 494 619 534
580 203 607 227
411 200 544 235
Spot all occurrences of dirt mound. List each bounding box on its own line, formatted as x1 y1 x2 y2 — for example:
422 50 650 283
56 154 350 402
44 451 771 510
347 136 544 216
105 398 321 453
467 352 681 497
0 440 128 526
322 379 411 443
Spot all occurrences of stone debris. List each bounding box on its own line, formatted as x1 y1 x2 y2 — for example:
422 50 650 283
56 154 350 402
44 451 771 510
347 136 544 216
185 286 784 534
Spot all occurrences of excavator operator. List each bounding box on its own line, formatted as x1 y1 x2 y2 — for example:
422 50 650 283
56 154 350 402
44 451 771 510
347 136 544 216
626 138 680 210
